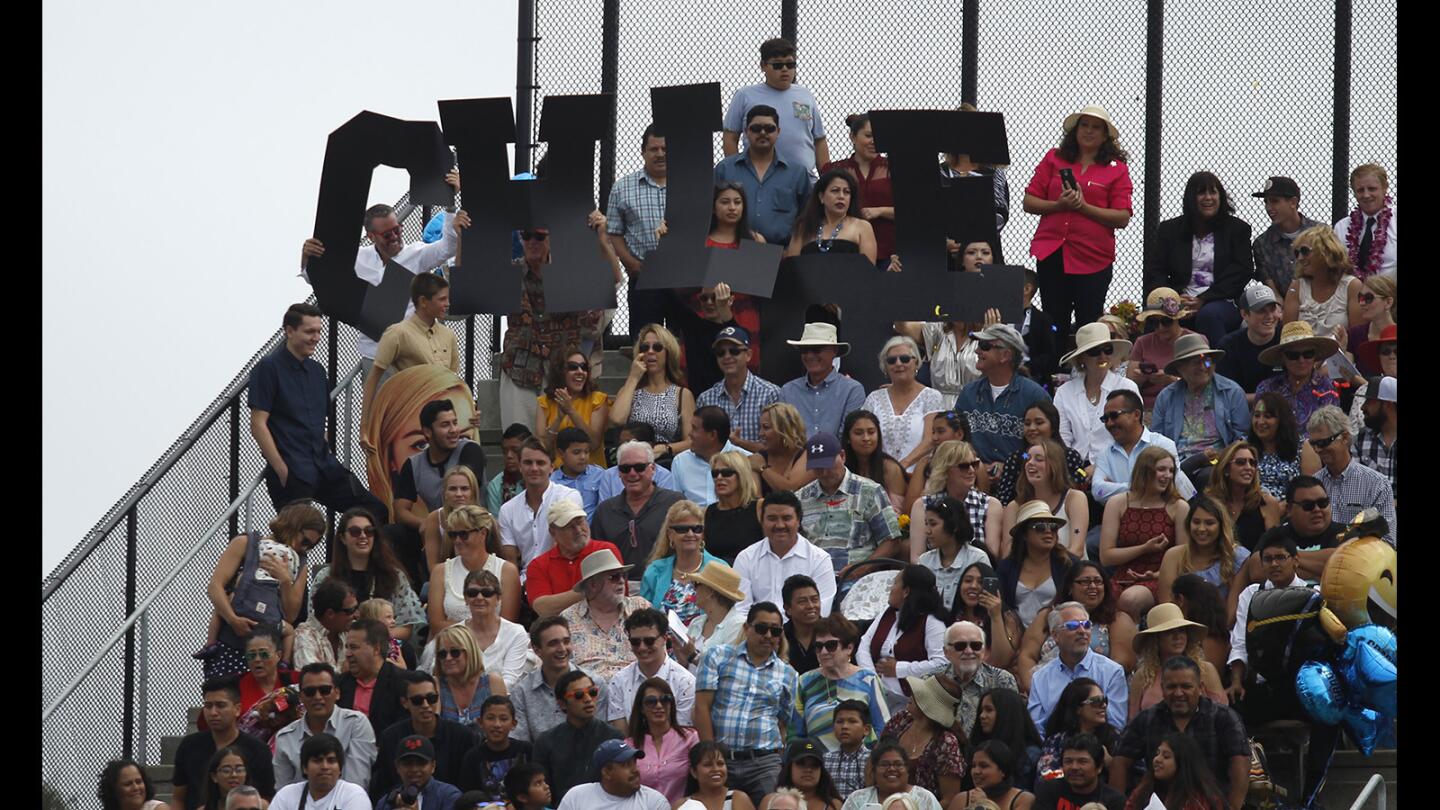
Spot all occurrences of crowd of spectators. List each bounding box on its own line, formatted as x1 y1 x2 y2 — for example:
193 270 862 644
103 35 1396 810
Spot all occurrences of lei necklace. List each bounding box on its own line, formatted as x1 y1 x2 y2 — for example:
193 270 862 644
1344 195 1393 279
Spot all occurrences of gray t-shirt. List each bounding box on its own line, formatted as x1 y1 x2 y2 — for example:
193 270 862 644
724 83 826 174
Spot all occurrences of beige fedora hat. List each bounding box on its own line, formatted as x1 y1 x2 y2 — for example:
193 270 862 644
1062 105 1120 140
1134 602 1206 655
786 322 851 357
1009 500 1065 539
1060 322 1133 368
571 549 634 593
906 675 959 728
683 560 747 603
1135 287 1196 323
1163 334 1225 376
1257 321 1341 368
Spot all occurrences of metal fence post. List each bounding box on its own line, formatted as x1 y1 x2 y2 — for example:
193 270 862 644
135 609 150 766
960 0 978 106
326 319 339 454
1141 0 1164 272
516 0 537 175
466 316 477 392
1332 0 1353 223
342 373 355 469
229 396 240 539
781 0 797 44
599 0 620 210
122 505 138 762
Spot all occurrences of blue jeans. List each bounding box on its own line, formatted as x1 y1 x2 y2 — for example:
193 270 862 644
1182 299 1241 348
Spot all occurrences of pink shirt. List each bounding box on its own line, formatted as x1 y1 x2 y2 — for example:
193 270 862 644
637 727 699 803
1025 148 1134 275
353 676 376 716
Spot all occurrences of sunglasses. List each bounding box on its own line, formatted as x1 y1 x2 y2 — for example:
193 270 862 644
1378 344 1397 357
711 468 739 479
301 685 335 697
407 693 441 706
950 641 985 652
244 649 273 661
885 354 916 365
565 686 601 701
767 60 797 70
618 462 650 474
1284 350 1316 361
1292 497 1331 511
637 341 665 353
953 460 981 471
344 525 376 538
751 623 785 637
1308 434 1344 450
976 340 997 352
1261 553 1294 565
748 123 778 134
628 635 662 648
714 346 746 357
1100 408 1136 423
566 361 590 372
1357 291 1377 305
447 529 477 541
1154 316 1177 327
1293 245 1312 258
370 225 402 241
1061 620 1094 632
521 230 549 242
669 525 704 534
1081 695 1108 707
1085 345 1116 357
1230 457 1258 467
815 640 843 653
642 694 675 708
436 648 466 660
336 605 359 615
1029 521 1064 533
465 587 499 599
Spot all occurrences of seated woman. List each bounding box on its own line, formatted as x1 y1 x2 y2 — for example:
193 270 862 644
1201 443 1282 552
610 322 695 462
640 499 721 622
202 746 254 810
234 623 295 720
909 441 1002 561
950 562 1022 671
996 501 1078 631
311 507 425 641
991 402 1087 508
704 450 765 564
1033 678 1118 783
1141 171 1252 347
1247 393 1320 500
1254 321 1342 440
1346 273 1396 377
1156 495 1250 606
428 504 521 630
427 622 507 726
422 466 481 572
902 412 991 514
784 168 880 263
679 741 757 810
1282 225 1362 339
1125 603 1225 720
917 496 991 610
758 744 844 810
1123 732 1229 810
839 740 945 810
677 561 747 671
749 402 817 495
628 677 699 804
964 689 1043 793
796 614 890 751
843 410 909 511
1054 322 1139 466
1015 561 1137 694
997 439 1088 560
536 344 610 467
1098 447 1188 623
420 569 530 686
864 336 947 472
99 759 169 810
1125 288 1195 410
858 565 951 713
880 676 967 805
952 739 1034 810
1170 574 1232 674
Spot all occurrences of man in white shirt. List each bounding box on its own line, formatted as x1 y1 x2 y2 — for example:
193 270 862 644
605 608 696 734
500 437 583 570
267 733 372 810
555 740 670 810
273 664 377 790
1227 533 1311 707
732 490 837 621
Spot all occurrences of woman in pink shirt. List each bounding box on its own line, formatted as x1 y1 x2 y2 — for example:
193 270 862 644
1023 105 1135 348
629 677 700 803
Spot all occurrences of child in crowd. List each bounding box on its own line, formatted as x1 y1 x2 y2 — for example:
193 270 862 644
550 427 606 521
503 762 554 810
460 696 534 802
358 598 415 669
823 699 873 797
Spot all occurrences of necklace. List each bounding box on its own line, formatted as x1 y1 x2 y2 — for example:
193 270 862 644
816 219 844 252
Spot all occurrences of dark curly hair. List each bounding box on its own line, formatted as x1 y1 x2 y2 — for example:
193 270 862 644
99 759 154 810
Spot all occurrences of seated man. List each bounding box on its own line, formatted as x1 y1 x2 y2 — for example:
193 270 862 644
293 579 359 670
512 616 611 742
936 620 1019 736
273 663 377 790
1031 732 1126 810
670 406 751 506
1308 405 1396 543
779 323 865 437
338 619 407 747
596 422 679 500
371 672 477 802
795 431 903 574
732 490 837 621
1353 376 1397 493
532 670 623 804
554 739 670 810
1216 286 1283 397
171 677 276 810
526 500 625 618
392 398 487 555
780 575 824 674
561 550 652 681
589 441 685 566
1090 390 1196 503
1150 335 1249 465
373 735 462 810
1026 602 1126 733
953 323 1051 465
695 326 781 453
550 427 607 521
267 734 372 810
1228 475 1344 591
604 608 696 734
499 437 584 569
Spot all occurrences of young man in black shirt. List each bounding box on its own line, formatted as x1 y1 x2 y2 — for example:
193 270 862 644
171 677 275 810
1216 286 1283 399
372 672 478 802
460 695 534 801
1032 732 1124 810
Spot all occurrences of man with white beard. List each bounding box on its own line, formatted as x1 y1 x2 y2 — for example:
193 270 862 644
935 621 1018 735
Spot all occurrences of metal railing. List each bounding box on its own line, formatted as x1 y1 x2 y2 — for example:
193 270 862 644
1348 773 1389 810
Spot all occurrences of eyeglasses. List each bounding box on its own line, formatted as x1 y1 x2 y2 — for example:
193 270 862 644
1261 553 1294 565
643 694 675 707
714 346 746 357
370 225 402 241
301 685 335 697
1309 433 1344 450
711 468 739 479
1292 497 1330 511
1293 245 1312 258
875 761 908 771
436 648 466 660
949 641 984 652
1073 577 1105 589
447 529 476 541
1085 345 1116 357
344 525 376 538
1100 408 1136 423
1061 620 1093 632
1357 291 1377 305
628 635 661 648
670 525 704 534
1378 344 1397 357
1284 350 1316 361
636 341 665 353
216 765 247 776
767 60 797 70
408 693 441 706
521 230 549 242
751 623 785 637
566 361 590 372
815 640 843 653
748 123 778 134
618 462 650 474
1080 695 1108 707
885 354 916 365
465 587 499 599
244 649 273 661
1230 457 1257 467
565 686 601 701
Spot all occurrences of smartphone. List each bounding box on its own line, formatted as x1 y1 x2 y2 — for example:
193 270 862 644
982 576 1000 596
1059 168 1078 191
1140 362 1158 375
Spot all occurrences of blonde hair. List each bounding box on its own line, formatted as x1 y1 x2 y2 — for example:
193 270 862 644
1204 442 1263 513
1293 225 1352 284
769 788 808 810
1349 162 1389 189
647 500 706 564
879 794 923 810
711 450 759 505
1129 446 1180 503
356 598 395 623
1014 438 1072 502
1131 631 1208 697
432 623 485 684
762 402 807 453
635 323 687 387
925 440 979 495
445 504 500 556
442 466 481 509
362 365 477 513
1363 274 1397 320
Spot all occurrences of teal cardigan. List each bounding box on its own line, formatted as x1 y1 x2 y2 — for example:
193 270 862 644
639 550 722 609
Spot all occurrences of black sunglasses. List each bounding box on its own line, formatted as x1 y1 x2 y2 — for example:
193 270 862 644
767 60 797 70
521 230 549 242
344 525 376 538
636 342 665 353
949 641 985 652
617 462 650 474
815 640 843 653
1085 345 1115 357
1292 497 1331 511
885 354 916 365
407 693 441 706
1309 434 1344 450
669 525 704 534
1284 350 1316 361
1154 316 1177 327
976 340 997 352
436 648 466 659
464 587 499 599
566 361 590 372
1100 408 1136 423
711 468 739 479
714 346 746 357
1293 245 1312 258
642 694 675 707
748 123 778 134
628 635 662 648
301 685 335 697
751 623 785 637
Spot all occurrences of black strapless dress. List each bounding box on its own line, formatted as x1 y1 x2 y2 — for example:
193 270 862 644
795 239 861 324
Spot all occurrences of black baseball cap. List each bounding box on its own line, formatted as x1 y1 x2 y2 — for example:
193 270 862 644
1251 177 1300 199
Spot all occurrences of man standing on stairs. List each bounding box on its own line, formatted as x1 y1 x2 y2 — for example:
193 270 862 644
171 677 276 810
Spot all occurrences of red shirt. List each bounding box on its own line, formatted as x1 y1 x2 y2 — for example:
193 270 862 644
352 676 376 715
822 156 895 261
1025 148 1133 275
524 539 625 606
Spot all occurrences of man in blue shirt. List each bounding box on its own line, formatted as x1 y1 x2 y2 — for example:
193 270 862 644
550 428 606 521
953 324 1051 464
779 323 865 437
606 123 670 337
596 422 678 501
1027 602 1128 732
1150 334 1250 463
714 105 812 246
670 407 750 506
1090 389 1197 503
249 303 389 518
722 38 829 176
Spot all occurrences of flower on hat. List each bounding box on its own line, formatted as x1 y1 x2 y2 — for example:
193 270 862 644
898 513 910 531
1160 297 1181 317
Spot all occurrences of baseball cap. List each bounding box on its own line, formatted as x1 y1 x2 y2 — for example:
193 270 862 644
1251 177 1300 198
396 735 436 762
593 739 645 770
804 431 842 470
968 323 1026 356
713 325 752 349
548 498 587 528
787 739 824 764
1374 376 1396 403
1240 286 1279 312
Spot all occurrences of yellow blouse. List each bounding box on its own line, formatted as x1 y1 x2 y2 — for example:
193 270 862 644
537 389 611 466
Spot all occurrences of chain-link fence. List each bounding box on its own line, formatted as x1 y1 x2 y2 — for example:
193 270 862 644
41 199 497 810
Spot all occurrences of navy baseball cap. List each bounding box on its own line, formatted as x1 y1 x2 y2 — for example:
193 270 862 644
593 739 645 769
805 432 842 470
713 325 752 349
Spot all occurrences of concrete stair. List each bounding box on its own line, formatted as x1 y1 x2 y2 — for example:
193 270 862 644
1319 747 1395 809
150 707 201 807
